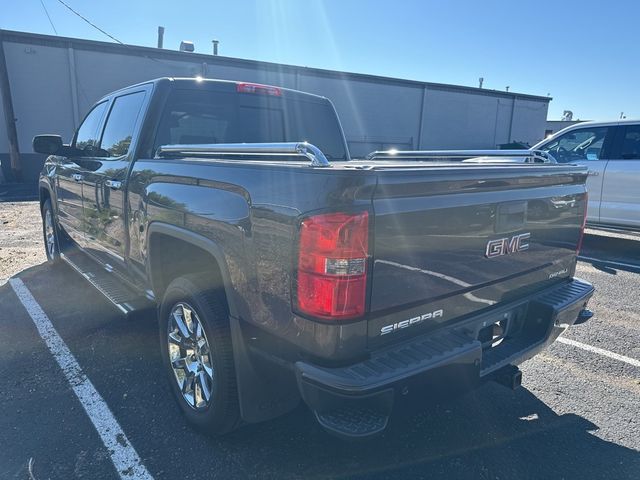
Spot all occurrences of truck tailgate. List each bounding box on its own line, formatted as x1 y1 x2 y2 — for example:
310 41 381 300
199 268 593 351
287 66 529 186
367 163 587 347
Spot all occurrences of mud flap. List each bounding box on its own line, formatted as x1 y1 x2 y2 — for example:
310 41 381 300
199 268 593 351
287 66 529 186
229 316 301 423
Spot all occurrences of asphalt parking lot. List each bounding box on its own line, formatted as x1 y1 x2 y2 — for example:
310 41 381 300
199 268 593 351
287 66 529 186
1 202 639 479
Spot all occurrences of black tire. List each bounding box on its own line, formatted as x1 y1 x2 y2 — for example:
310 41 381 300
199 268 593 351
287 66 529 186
41 198 60 263
159 274 241 435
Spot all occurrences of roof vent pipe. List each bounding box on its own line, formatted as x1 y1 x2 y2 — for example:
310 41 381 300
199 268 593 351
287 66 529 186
157 26 164 49
212 40 219 56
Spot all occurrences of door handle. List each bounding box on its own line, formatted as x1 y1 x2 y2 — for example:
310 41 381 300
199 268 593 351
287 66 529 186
72 173 82 182
587 170 599 176
105 180 122 190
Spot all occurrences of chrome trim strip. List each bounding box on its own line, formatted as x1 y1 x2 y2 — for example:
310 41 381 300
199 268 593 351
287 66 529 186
156 142 331 167
365 149 557 164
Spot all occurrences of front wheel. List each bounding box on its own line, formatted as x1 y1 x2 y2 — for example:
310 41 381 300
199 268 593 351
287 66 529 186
159 274 240 435
41 199 60 263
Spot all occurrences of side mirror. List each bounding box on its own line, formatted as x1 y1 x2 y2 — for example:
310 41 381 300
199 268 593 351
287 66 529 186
33 135 63 155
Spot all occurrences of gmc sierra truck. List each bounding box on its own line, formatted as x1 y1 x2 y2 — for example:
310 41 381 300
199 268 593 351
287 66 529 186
33 77 594 438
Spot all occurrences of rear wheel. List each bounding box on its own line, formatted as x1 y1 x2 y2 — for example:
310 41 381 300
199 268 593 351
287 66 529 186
159 274 240 435
41 199 60 263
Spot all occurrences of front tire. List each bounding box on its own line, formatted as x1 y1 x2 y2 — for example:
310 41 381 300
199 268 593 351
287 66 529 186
41 199 60 263
159 274 240 435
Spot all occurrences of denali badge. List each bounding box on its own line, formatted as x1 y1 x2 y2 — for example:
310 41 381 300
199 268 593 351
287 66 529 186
380 309 444 336
549 268 568 279
485 233 530 258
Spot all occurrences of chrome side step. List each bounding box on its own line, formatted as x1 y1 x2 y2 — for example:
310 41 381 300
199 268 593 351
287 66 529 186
61 252 155 316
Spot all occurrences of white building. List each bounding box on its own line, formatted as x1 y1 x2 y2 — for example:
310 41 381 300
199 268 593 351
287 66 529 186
0 29 551 182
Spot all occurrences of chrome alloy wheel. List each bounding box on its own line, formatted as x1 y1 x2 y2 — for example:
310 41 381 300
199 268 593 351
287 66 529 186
44 208 56 258
167 302 215 410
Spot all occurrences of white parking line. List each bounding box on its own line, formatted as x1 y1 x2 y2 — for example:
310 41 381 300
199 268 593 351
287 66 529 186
578 255 640 271
9 278 154 480
558 337 640 368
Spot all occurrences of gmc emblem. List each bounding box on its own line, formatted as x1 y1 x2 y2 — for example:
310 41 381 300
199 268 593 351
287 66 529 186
485 233 531 258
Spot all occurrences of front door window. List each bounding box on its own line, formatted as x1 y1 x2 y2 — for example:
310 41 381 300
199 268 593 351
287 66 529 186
540 127 609 163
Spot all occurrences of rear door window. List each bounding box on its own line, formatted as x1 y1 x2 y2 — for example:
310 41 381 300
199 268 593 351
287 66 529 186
100 91 146 157
616 125 640 159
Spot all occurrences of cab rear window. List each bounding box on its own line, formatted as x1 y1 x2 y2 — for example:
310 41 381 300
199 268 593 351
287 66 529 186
154 88 347 160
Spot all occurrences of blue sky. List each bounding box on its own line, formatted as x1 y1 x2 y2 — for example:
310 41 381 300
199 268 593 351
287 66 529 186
2 0 637 120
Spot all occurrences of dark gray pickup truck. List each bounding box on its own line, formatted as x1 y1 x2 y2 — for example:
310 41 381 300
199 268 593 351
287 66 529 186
34 77 594 438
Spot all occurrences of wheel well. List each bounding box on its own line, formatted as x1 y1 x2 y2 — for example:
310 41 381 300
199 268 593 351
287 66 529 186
148 233 227 304
39 187 50 211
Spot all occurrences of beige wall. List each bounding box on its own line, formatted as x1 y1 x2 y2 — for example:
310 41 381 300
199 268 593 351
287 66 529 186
0 31 550 180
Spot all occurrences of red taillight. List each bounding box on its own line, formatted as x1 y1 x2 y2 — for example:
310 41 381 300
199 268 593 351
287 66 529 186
576 192 588 254
296 211 369 320
236 82 282 96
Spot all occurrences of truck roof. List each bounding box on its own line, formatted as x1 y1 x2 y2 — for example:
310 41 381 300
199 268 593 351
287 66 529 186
532 118 640 149
106 77 328 102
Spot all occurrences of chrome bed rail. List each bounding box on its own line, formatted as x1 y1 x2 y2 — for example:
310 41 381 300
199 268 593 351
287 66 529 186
365 149 557 164
156 142 331 167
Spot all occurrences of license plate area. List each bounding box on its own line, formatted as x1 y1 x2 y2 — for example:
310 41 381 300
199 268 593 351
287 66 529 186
477 318 508 349
463 304 531 351
464 302 550 376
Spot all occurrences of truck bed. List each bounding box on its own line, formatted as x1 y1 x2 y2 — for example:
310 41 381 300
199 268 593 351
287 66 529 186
361 162 586 348
132 153 587 353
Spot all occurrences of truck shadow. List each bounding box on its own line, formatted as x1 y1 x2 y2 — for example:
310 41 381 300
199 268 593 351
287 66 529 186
3 262 639 480
227 386 640 479
580 232 640 274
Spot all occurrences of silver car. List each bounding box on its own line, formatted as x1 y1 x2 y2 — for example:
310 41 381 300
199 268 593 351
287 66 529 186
533 120 640 230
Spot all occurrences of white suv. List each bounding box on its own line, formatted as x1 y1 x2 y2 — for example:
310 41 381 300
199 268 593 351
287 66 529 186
533 119 640 230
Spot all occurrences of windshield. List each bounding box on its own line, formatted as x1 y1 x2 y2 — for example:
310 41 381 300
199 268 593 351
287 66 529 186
154 88 348 160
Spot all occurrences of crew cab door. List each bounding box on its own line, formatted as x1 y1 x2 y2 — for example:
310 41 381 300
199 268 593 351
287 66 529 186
80 88 148 276
57 101 109 247
600 124 640 228
538 125 614 223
